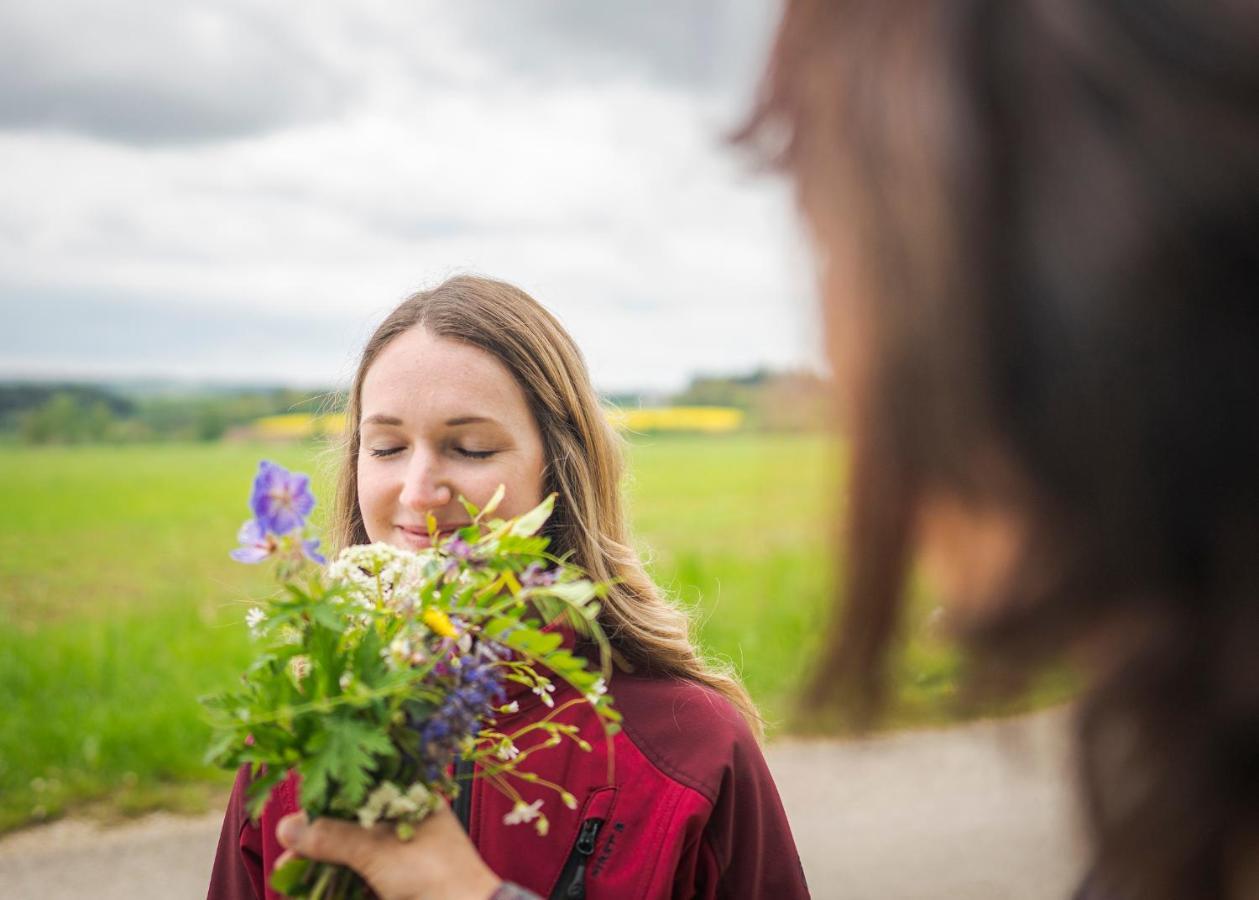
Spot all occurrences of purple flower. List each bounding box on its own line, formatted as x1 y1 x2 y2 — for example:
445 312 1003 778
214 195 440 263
520 562 558 587
409 643 505 780
230 519 277 564
249 460 315 536
301 537 327 566
441 537 481 582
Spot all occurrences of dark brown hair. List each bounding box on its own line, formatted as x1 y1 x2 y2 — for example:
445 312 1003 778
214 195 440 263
741 1 1259 896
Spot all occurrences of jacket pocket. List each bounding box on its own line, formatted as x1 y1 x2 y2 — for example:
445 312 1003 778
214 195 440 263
549 787 617 900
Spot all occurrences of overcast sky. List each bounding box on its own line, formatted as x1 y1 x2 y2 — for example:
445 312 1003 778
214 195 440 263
0 0 820 393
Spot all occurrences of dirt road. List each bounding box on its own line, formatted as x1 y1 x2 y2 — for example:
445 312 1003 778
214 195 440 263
0 708 1085 899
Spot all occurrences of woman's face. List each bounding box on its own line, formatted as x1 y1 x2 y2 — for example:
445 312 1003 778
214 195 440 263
356 326 546 550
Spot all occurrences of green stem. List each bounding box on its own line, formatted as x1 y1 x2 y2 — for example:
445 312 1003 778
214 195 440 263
238 661 443 728
309 863 334 900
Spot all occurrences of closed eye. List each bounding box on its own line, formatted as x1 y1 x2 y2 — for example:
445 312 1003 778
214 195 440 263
368 447 404 458
456 447 498 459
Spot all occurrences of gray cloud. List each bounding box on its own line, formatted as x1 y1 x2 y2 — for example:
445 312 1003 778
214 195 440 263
0 1 775 147
0 3 812 392
0 1 351 145
450 0 775 99
2 283 365 384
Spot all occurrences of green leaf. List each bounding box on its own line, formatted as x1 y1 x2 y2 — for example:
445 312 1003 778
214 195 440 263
509 494 555 537
542 580 597 607
269 856 314 895
299 715 396 812
493 535 550 557
352 626 386 689
199 690 238 714
308 603 346 632
306 624 345 698
503 628 563 656
458 494 481 522
480 613 522 641
480 484 506 520
245 765 290 820
284 583 314 604
203 730 238 767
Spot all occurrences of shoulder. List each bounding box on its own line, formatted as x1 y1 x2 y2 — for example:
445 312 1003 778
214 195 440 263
609 673 809 896
610 672 762 806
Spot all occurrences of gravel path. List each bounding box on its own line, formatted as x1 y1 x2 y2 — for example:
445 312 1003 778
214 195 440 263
0 708 1085 899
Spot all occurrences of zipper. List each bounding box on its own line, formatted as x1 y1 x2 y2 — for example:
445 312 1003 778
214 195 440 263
549 817 604 900
453 756 474 833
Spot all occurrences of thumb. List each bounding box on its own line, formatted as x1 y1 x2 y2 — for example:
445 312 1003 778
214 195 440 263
277 812 375 870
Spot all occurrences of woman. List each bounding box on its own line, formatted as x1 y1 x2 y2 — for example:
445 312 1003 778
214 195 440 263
206 275 809 900
740 1 1259 898
263 1 1259 895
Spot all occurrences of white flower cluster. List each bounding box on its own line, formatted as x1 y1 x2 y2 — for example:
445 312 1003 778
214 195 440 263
288 655 311 684
585 676 608 706
356 780 439 829
245 606 267 637
383 634 429 671
503 798 542 824
531 678 556 708
326 543 440 612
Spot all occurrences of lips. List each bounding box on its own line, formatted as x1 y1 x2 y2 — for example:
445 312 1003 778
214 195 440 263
394 523 467 549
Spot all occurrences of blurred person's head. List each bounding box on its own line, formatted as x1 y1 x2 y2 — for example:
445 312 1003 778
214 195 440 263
742 0 1259 895
332 275 759 727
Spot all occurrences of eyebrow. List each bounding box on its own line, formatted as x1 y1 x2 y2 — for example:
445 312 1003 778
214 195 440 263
361 413 403 427
360 413 498 427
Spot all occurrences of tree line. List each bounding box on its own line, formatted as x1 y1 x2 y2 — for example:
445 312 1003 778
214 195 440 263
1 384 338 444
2 369 830 445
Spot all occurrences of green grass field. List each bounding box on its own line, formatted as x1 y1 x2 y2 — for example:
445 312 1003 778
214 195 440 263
0 436 1066 833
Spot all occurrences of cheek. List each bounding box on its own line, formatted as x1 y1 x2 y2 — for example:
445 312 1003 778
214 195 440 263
521 445 547 506
356 462 391 535
488 465 540 514
492 454 546 517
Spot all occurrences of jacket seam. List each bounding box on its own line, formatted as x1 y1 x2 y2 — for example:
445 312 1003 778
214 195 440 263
617 706 720 806
234 808 262 900
632 779 685 898
699 827 729 886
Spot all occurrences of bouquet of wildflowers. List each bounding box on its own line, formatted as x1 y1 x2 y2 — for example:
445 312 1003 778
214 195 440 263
204 461 620 900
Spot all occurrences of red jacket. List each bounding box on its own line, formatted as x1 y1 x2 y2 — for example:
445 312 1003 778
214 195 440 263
207 665 809 899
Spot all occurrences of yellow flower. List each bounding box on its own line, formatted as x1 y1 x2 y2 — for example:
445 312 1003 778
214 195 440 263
422 608 458 639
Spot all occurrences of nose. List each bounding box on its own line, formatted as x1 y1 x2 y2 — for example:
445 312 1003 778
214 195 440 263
396 450 453 514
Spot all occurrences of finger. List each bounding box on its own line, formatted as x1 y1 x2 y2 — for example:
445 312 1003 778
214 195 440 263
276 812 380 870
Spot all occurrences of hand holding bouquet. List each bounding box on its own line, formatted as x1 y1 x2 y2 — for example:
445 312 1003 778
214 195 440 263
204 461 620 899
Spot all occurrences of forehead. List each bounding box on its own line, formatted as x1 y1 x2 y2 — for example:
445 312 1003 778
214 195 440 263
360 326 529 423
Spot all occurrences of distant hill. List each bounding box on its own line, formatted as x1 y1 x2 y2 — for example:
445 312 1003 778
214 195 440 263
0 367 832 444
0 381 339 443
669 368 833 432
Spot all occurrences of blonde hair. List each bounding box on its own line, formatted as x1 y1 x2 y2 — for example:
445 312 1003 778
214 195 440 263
330 275 760 732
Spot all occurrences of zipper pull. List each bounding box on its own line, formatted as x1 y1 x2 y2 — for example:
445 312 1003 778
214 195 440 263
564 819 603 899
576 818 601 855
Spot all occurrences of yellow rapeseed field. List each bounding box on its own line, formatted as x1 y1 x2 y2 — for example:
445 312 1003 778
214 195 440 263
603 406 744 434
248 407 746 440
251 413 346 440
